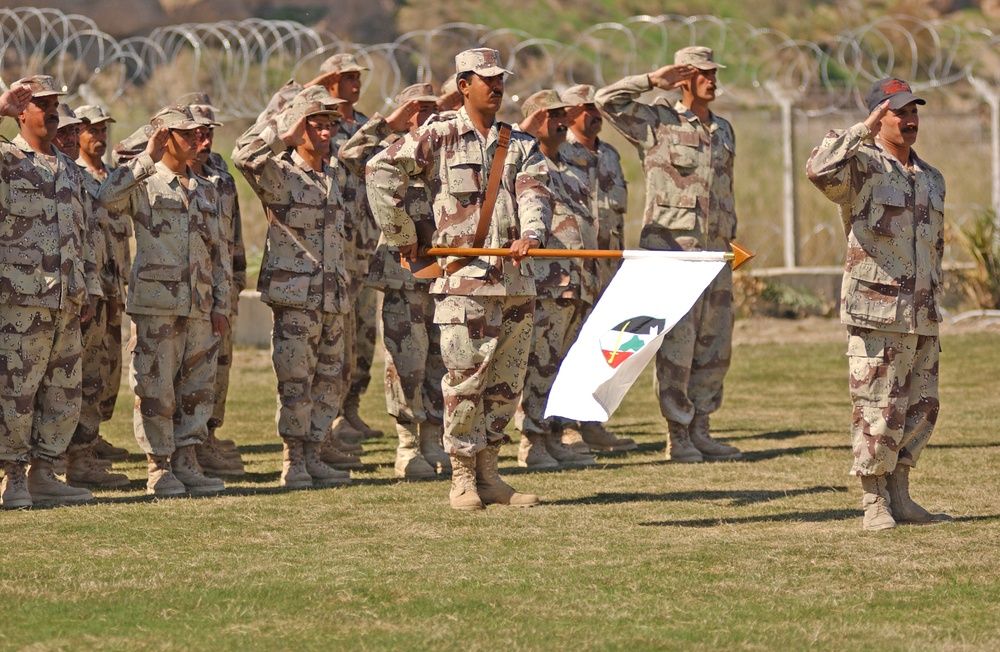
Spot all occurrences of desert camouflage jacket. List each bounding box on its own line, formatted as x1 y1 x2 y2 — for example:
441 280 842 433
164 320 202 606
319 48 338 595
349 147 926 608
233 122 350 314
560 133 628 251
78 161 132 302
340 115 433 291
806 122 945 335
596 74 736 253
333 109 380 276
99 152 231 319
367 107 552 297
0 134 101 313
204 152 248 309
533 152 600 305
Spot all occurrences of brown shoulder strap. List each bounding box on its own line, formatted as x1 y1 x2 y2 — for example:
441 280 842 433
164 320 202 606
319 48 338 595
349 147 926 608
445 123 513 274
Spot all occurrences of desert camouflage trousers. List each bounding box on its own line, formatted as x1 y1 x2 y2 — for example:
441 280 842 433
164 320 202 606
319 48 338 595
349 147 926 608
381 288 445 426
0 306 82 462
272 306 346 443
846 327 940 477
208 312 236 431
341 280 379 402
514 297 588 435
69 297 123 452
130 314 219 456
435 294 534 457
654 267 733 424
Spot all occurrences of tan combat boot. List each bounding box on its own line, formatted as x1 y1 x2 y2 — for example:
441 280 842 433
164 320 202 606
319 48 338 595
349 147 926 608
27 458 94 504
394 422 437 480
66 447 130 489
1 461 32 509
92 434 129 461
206 429 242 461
545 430 595 467
666 421 704 463
331 415 365 443
343 393 383 439
327 424 365 454
146 454 186 497
320 435 363 470
449 454 483 511
476 442 539 507
196 436 245 477
171 445 225 494
579 422 637 452
517 431 560 470
886 464 953 524
860 474 896 532
418 422 451 474
304 441 352 486
280 439 312 489
688 414 742 461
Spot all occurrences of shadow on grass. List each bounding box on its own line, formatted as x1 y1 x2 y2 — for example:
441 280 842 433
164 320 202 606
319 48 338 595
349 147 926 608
640 508 859 527
548 485 849 508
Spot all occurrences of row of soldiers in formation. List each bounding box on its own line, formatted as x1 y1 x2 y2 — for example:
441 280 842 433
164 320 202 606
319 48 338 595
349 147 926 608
0 45 744 510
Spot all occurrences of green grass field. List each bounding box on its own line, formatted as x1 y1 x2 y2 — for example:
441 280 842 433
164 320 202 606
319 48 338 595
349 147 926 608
1 324 999 651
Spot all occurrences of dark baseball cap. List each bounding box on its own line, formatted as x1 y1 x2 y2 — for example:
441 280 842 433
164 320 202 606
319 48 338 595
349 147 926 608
865 77 925 113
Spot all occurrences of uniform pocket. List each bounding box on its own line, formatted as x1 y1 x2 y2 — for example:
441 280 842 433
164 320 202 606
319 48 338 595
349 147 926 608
846 334 890 407
0 332 24 395
132 266 183 310
266 256 317 307
844 260 898 325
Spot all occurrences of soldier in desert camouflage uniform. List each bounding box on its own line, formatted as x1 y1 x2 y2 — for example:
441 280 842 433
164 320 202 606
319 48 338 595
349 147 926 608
806 77 953 532
52 104 130 490
0 77 102 508
512 89 597 470
597 46 743 463
75 104 133 465
100 105 232 496
178 93 249 478
341 83 450 479
557 83 637 455
233 87 353 489
368 48 552 511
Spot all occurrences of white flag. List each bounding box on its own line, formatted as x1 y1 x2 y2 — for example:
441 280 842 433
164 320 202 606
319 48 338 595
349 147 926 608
544 253 726 422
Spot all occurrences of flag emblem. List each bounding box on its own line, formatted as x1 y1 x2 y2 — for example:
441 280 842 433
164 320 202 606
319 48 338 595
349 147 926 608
599 316 666 368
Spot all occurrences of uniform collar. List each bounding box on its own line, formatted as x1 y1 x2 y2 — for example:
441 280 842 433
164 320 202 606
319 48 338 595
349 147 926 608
11 133 59 157
457 106 499 146
872 136 925 172
673 100 716 129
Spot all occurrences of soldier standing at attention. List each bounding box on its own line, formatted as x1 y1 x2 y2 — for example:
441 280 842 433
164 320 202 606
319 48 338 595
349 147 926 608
233 88 353 489
99 105 232 496
513 90 597 471
75 105 133 465
557 83 637 455
52 104 130 490
0 77 101 508
341 83 451 479
368 48 552 511
180 93 249 478
806 78 952 531
596 46 743 463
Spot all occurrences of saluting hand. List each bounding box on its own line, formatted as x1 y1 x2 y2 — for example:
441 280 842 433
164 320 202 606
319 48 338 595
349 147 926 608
145 127 170 163
386 100 423 132
864 100 891 137
280 113 308 148
518 108 548 137
0 86 32 118
648 64 698 91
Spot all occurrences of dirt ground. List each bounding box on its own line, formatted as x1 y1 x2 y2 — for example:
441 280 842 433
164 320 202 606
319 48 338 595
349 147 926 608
733 313 1000 345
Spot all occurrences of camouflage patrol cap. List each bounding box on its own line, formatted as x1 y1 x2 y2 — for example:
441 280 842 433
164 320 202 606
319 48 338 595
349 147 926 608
150 104 202 130
75 104 116 125
173 91 224 127
285 88 343 123
440 74 458 97
175 91 213 106
57 103 82 129
12 75 66 97
521 89 572 118
865 77 925 112
319 52 369 75
560 84 596 106
455 48 513 77
674 46 725 70
298 84 346 107
394 83 438 106
112 124 154 165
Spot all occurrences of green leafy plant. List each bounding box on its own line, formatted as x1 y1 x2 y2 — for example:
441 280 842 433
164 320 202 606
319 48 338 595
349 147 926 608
953 209 1000 309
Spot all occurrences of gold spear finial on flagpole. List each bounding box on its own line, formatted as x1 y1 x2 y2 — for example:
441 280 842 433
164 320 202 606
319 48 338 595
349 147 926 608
726 242 755 270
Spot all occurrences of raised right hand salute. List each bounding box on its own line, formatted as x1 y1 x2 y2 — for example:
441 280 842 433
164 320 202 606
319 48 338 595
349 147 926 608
647 63 699 91
0 85 32 117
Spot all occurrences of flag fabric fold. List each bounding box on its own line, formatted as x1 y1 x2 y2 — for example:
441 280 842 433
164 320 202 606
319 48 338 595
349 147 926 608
544 254 726 422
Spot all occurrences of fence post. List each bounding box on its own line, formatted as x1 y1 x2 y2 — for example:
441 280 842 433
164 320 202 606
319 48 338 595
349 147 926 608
765 81 799 268
970 77 1000 233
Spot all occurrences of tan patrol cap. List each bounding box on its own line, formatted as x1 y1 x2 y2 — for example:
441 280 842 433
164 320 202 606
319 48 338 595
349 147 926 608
455 48 513 77
440 74 457 97
319 52 369 75
12 75 66 97
560 84 596 106
394 83 438 106
150 104 202 130
297 84 346 107
521 89 572 118
674 46 725 70
112 124 153 165
75 104 115 125
57 103 82 129
286 88 343 123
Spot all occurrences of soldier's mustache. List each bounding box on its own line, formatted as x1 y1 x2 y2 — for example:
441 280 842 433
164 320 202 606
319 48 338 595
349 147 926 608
902 126 918 133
